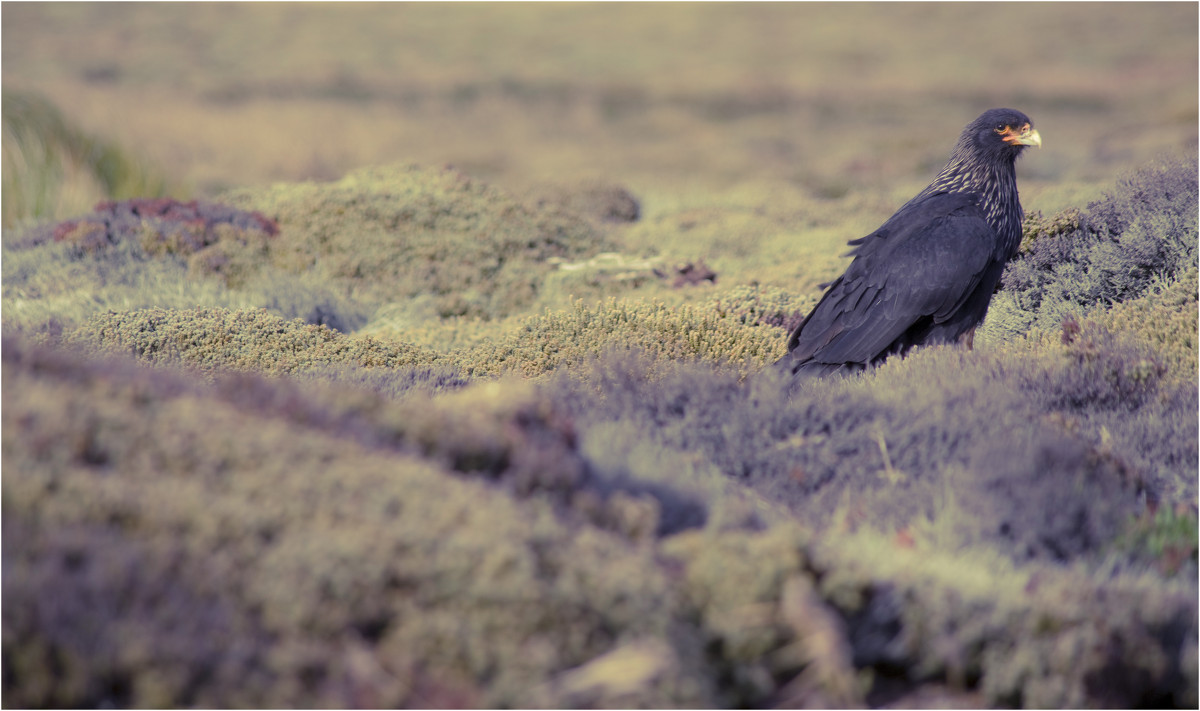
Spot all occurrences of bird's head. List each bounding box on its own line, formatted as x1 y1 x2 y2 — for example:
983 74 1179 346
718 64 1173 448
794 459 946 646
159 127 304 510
963 108 1041 161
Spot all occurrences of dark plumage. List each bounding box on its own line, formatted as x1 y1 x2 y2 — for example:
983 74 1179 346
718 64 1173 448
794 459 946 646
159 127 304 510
776 108 1041 379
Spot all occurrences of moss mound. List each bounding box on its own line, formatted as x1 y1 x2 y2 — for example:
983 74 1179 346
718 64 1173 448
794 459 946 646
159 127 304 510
448 290 805 379
2 163 619 335
221 163 616 320
524 179 642 224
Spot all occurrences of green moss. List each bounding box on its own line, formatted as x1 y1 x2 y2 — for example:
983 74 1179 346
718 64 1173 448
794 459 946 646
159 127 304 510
1092 267 1198 385
1114 506 1199 577
705 283 816 331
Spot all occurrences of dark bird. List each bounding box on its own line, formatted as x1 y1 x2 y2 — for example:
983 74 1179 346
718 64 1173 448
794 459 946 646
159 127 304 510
776 108 1041 379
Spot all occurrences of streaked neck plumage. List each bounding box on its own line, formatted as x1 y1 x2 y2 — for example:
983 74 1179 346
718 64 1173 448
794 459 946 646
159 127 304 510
911 140 1025 256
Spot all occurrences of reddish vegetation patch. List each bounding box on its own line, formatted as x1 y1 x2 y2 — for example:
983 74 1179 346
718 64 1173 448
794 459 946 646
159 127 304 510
756 307 805 333
42 198 278 256
654 260 718 288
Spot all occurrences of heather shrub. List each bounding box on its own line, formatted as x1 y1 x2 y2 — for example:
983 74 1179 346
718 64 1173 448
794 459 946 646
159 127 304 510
799 531 1197 709
542 343 1187 565
664 520 1197 709
661 524 867 707
952 429 1144 561
8 197 277 271
335 377 713 539
982 154 1198 341
3 520 268 708
1012 315 1199 507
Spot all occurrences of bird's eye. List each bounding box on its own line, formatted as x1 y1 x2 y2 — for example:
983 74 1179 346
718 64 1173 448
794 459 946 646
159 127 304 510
994 124 1008 134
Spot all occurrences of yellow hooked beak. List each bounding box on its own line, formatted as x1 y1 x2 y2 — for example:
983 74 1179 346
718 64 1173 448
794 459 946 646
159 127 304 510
1000 123 1042 148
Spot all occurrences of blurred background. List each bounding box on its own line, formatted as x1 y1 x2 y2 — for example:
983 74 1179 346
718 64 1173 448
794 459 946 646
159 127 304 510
2 2 1196 227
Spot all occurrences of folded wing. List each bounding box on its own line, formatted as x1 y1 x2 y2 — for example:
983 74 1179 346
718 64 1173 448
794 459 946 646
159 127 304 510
780 193 1002 375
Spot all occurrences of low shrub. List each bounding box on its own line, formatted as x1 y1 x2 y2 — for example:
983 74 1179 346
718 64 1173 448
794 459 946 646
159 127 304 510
983 154 1198 340
14 198 278 283
1093 266 1198 385
542 339 1191 566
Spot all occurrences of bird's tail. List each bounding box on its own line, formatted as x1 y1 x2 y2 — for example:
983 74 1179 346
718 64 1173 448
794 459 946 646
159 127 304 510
773 351 862 380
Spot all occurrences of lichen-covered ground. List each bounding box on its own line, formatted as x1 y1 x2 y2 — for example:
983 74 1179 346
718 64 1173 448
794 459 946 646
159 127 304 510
3 4 1198 709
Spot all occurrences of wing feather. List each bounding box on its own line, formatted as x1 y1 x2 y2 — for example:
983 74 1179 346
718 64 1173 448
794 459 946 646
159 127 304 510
779 193 999 373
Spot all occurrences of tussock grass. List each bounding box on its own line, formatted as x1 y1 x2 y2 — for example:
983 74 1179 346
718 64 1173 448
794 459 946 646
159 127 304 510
1 89 174 229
